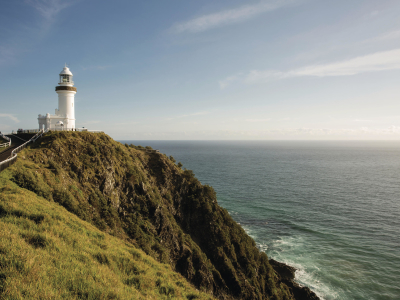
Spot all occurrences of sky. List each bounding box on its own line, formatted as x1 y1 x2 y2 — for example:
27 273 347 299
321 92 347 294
1 0 400 140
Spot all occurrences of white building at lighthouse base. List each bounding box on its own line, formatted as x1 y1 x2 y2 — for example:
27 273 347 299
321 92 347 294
38 111 75 131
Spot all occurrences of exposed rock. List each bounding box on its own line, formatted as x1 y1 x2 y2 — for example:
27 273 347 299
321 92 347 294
270 259 320 300
269 259 296 281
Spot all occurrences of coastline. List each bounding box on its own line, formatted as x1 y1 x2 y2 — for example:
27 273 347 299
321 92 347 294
270 259 320 300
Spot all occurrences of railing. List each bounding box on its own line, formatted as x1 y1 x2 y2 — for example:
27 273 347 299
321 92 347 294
19 129 41 133
32 128 49 142
2 128 103 134
0 129 44 172
47 128 104 133
2 129 42 135
0 133 11 148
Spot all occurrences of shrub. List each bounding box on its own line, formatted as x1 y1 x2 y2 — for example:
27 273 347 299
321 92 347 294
21 233 48 249
93 252 110 265
0 273 7 294
159 285 175 296
125 276 141 289
53 187 79 215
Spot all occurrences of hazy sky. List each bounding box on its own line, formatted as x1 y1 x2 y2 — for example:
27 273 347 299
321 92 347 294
1 0 400 140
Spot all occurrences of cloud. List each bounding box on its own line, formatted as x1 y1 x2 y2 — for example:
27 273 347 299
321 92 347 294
0 114 20 123
366 30 400 43
221 48 400 87
25 0 74 21
219 74 241 89
287 48 400 77
0 1 76 66
171 0 295 33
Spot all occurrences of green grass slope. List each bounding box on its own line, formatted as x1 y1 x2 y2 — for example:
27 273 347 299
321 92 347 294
0 173 213 300
2 131 301 300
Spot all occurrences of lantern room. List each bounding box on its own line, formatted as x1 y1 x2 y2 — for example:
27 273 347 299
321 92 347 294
58 64 74 86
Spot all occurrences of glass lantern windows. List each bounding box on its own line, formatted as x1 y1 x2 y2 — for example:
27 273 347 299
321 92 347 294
60 75 70 83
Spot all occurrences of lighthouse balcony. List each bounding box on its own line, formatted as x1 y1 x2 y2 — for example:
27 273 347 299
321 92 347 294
55 86 77 92
58 80 74 86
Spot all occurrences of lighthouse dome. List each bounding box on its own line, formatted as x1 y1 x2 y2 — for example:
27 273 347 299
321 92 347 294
60 67 73 75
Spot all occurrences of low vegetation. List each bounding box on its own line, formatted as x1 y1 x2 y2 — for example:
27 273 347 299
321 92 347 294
0 173 213 299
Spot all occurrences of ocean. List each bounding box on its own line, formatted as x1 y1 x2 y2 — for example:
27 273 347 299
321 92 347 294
120 140 400 300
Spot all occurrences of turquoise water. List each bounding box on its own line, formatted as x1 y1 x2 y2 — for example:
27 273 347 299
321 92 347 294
121 140 400 300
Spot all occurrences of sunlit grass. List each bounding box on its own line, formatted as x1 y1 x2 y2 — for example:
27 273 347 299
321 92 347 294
0 174 214 300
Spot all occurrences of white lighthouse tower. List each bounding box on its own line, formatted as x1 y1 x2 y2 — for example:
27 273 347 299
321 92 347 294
38 65 77 130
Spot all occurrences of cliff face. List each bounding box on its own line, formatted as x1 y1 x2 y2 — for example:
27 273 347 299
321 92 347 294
8 131 318 300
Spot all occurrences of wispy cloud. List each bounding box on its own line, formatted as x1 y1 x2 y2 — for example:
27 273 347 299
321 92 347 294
25 0 74 21
0 114 20 123
289 48 400 77
365 30 400 43
220 48 400 88
171 0 296 33
219 74 242 89
1 1 76 66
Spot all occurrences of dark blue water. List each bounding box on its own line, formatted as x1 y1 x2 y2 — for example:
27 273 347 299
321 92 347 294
120 140 400 300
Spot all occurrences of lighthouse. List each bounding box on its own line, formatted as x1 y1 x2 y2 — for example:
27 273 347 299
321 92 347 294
38 65 77 130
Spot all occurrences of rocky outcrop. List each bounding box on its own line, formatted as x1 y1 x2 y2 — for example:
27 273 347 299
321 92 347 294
269 259 319 300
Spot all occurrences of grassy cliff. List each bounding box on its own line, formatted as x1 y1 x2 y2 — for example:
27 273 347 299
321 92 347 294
1 131 315 300
0 172 212 299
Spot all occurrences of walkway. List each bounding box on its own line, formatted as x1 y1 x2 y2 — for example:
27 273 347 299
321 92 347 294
0 134 35 162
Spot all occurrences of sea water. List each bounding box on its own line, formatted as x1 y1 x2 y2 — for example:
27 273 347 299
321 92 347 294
119 140 400 300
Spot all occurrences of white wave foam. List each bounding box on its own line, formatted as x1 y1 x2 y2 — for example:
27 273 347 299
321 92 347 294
269 236 341 300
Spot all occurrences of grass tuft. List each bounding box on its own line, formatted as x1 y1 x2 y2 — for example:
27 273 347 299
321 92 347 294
21 233 48 249
93 252 110 265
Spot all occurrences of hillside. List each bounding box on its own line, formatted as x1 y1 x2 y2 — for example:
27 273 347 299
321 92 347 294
0 172 213 299
1 131 318 299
